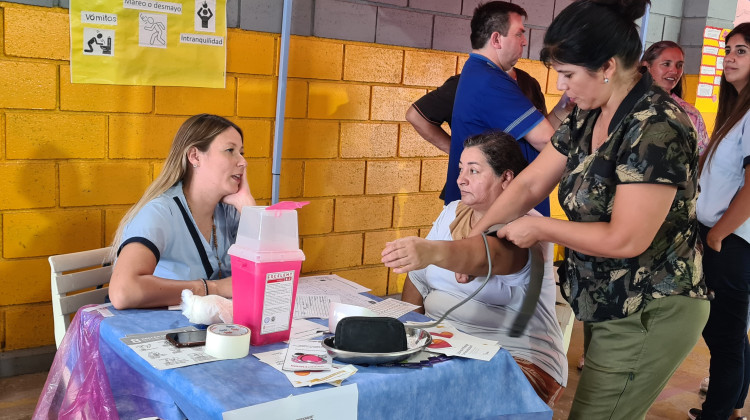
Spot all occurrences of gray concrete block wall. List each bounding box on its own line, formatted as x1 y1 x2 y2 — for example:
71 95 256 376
277 0 572 58
432 15 471 53
651 0 683 17
684 0 711 18
679 0 736 73
514 0 555 28
10 0 744 72
8 0 56 6
527 27 545 62
409 0 462 15
646 14 666 41
314 0 377 43
376 7 434 49
663 16 682 42
227 0 239 28
238 0 313 36
461 0 483 16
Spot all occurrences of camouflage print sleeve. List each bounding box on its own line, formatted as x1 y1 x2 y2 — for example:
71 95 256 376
550 109 575 157
615 104 697 189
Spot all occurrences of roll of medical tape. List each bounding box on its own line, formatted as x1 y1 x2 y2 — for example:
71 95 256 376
205 323 251 359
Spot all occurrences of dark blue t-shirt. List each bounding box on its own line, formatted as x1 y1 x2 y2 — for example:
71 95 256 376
446 53 549 216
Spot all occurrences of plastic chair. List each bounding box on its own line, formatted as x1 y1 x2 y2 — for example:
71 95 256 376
49 247 112 348
553 268 575 354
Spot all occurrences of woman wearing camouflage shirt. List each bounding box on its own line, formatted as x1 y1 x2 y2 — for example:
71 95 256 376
466 0 709 418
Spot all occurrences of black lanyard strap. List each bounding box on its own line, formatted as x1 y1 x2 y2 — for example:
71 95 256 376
173 197 214 279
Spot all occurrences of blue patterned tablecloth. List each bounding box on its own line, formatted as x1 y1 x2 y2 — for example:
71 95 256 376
97 306 552 420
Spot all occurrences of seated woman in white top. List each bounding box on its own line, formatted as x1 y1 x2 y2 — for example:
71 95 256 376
109 114 255 309
383 131 567 405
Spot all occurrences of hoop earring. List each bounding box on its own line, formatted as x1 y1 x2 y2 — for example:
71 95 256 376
604 77 609 84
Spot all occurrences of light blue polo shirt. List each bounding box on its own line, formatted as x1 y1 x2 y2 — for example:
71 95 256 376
697 110 750 243
117 182 240 280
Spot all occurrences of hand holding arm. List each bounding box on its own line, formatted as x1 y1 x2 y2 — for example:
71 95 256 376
469 143 567 237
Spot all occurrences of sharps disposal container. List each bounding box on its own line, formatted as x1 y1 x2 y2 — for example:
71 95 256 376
228 206 305 346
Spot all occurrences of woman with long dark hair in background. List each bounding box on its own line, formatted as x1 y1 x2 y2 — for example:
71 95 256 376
689 22 750 420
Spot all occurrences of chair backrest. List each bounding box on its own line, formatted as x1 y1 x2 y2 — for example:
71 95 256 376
49 247 113 348
553 267 575 354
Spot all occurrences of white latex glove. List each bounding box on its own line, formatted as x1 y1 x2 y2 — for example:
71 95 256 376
181 289 234 325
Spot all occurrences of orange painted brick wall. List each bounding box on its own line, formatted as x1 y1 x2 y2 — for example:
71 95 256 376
0 3 710 351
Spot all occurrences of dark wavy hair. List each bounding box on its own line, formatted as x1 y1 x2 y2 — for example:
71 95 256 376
701 22 750 173
470 1 527 50
540 0 650 72
641 40 685 98
463 131 528 177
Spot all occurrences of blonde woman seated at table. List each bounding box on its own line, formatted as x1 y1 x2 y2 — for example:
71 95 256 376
109 114 255 309
383 131 567 405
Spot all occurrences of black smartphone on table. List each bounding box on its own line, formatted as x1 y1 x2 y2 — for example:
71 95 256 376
166 330 207 347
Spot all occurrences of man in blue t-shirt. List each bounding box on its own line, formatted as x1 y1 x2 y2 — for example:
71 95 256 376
446 1 557 216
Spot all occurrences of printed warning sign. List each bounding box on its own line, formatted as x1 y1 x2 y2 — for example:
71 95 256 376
70 0 226 88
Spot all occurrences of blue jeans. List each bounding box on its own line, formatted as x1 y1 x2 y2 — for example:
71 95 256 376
700 223 750 420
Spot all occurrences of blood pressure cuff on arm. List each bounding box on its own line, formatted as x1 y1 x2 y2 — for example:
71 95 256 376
334 316 407 353
485 223 505 238
482 223 544 338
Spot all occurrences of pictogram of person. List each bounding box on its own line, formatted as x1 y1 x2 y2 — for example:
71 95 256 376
141 15 166 46
198 2 213 28
84 33 103 53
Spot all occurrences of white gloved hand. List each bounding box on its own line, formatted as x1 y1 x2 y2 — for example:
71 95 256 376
181 289 233 325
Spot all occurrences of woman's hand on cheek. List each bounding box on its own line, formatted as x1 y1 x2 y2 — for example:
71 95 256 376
498 216 539 249
381 237 434 273
222 170 256 212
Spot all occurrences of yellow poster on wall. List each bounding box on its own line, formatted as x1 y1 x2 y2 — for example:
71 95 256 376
695 26 731 114
70 0 226 88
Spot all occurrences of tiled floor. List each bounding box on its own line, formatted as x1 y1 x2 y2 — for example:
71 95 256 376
2 321 748 420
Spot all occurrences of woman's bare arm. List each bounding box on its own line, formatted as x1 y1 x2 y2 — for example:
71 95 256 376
382 235 527 277
109 242 232 309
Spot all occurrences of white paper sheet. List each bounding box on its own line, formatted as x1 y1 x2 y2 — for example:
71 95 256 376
336 293 379 307
369 298 420 319
222 383 358 420
296 275 378 309
120 327 220 370
298 274 370 295
293 294 341 319
420 323 501 361
289 319 330 341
